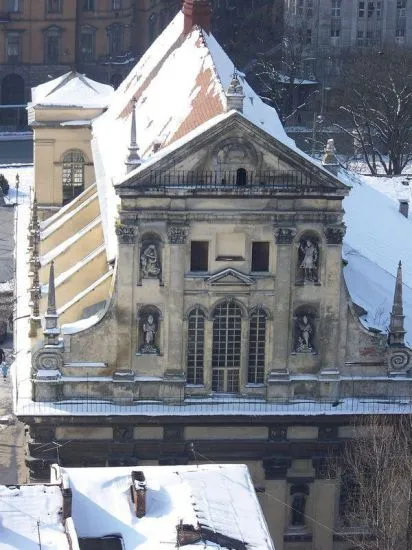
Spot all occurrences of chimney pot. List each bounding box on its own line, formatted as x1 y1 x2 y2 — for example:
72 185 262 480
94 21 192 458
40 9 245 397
131 471 147 518
399 200 409 218
182 0 212 35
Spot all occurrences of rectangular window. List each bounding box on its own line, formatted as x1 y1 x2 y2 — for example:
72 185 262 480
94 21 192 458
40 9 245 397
251 242 269 272
331 20 341 37
376 1 382 17
190 241 209 272
331 0 341 17
397 0 406 17
112 0 122 9
45 33 60 64
6 32 20 63
47 0 62 13
297 0 304 16
80 31 95 60
7 0 20 12
368 1 374 16
358 1 365 16
306 0 313 17
83 0 94 11
306 28 312 44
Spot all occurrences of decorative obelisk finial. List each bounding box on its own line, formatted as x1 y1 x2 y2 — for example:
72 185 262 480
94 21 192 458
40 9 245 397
226 68 245 113
125 97 141 173
388 261 406 346
43 261 60 346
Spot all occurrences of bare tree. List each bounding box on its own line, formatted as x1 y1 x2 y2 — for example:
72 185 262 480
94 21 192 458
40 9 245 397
336 48 412 176
333 415 412 550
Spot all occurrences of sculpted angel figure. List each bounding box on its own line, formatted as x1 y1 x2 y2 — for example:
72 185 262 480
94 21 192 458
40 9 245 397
141 244 161 278
299 239 318 282
296 315 314 352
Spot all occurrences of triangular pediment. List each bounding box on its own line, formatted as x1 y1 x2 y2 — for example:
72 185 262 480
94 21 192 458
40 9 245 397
117 112 349 195
206 268 255 287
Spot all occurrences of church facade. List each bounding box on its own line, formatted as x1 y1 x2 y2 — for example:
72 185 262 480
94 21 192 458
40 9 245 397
15 2 412 549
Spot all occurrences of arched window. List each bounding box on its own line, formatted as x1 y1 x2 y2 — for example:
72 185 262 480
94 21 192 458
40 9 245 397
187 308 205 385
212 301 242 393
62 151 85 204
290 484 309 527
248 309 267 384
236 168 247 186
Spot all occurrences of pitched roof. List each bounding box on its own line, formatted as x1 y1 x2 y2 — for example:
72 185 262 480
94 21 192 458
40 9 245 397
62 464 275 550
31 71 114 108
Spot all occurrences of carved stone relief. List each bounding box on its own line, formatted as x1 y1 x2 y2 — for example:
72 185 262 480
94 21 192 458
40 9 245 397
167 225 188 245
297 237 319 283
115 224 136 244
140 244 161 279
294 314 316 353
275 227 296 245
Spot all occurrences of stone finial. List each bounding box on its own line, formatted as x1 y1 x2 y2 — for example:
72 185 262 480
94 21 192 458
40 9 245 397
322 139 339 169
125 97 141 173
182 0 212 35
43 261 60 346
226 69 245 113
388 261 406 346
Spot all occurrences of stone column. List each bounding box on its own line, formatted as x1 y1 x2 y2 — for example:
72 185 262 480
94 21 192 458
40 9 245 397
115 224 137 368
166 225 188 374
320 225 346 376
268 227 296 399
203 319 213 392
312 479 337 550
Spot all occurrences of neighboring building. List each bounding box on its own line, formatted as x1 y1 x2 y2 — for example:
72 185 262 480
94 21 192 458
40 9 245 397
13 2 412 549
52 463 275 549
283 0 412 84
0 482 72 549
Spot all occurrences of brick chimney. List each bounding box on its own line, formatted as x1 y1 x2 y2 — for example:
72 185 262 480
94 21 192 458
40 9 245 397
130 471 147 518
182 0 212 35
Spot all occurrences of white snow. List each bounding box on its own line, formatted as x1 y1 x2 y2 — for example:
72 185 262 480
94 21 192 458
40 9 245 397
342 171 412 343
31 72 113 108
61 464 274 550
0 484 70 550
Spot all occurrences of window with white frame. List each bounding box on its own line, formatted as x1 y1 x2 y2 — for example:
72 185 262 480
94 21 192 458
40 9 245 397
47 0 62 13
6 32 21 63
187 308 205 385
331 0 341 17
248 309 267 385
62 151 85 204
212 301 242 393
358 1 365 17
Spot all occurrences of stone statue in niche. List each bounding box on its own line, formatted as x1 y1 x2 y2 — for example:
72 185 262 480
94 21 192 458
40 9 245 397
140 244 161 279
291 494 306 526
140 314 158 354
298 239 319 282
295 315 315 353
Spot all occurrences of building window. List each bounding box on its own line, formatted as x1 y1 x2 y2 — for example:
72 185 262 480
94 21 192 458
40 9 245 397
306 28 312 44
358 1 365 16
297 0 304 16
190 241 209 272
112 0 122 9
376 1 382 17
397 0 406 17
251 242 269 272
368 1 374 16
44 27 61 64
248 309 266 384
7 0 20 12
62 150 85 204
80 27 95 61
331 0 341 17
47 0 62 13
6 32 21 63
306 0 313 17
331 20 341 37
187 308 205 385
83 0 94 11
357 29 364 45
107 24 123 57
290 484 309 526
212 301 242 393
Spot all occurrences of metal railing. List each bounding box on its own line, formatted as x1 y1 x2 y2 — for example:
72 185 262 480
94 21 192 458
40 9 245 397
134 170 337 195
17 394 412 416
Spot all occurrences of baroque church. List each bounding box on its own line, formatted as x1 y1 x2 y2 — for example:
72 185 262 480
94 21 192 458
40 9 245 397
14 1 412 548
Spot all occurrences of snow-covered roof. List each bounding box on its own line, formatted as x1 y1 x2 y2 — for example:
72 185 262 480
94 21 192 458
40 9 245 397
91 10 297 259
0 484 70 549
343 171 412 343
31 71 113 108
62 464 275 550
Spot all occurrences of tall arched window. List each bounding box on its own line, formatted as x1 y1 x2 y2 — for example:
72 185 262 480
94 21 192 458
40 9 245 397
187 308 205 385
212 301 242 393
248 309 267 384
62 151 85 204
